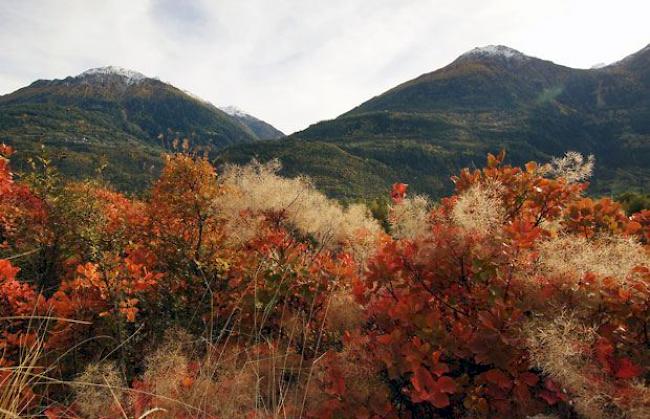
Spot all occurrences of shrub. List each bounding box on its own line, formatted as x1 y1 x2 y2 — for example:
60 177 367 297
335 151 649 418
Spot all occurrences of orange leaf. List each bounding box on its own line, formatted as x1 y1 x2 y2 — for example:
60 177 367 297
181 376 194 388
391 183 408 203
525 161 537 173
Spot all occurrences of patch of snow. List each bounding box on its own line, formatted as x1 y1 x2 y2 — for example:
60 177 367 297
461 45 529 61
220 105 250 118
78 66 147 85
590 62 608 69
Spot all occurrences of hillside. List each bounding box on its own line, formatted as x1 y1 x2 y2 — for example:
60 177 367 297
220 106 285 140
0 66 259 191
219 44 650 199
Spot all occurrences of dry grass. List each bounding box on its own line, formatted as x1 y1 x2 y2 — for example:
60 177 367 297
527 314 617 418
63 281 344 418
0 339 42 418
73 333 319 417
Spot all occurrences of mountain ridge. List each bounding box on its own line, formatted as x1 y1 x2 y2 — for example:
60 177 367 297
0 66 269 191
220 106 285 140
218 43 650 199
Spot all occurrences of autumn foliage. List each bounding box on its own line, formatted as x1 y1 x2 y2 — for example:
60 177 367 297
0 146 648 418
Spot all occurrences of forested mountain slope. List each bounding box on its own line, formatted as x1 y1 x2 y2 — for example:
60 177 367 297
220 44 650 199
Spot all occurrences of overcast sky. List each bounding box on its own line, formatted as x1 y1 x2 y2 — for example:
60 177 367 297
1 0 649 134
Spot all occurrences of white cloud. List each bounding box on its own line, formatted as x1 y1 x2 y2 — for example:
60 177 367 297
0 0 649 133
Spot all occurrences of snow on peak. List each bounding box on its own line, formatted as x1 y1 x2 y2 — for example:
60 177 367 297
461 45 528 60
590 62 608 69
78 66 147 84
220 106 249 118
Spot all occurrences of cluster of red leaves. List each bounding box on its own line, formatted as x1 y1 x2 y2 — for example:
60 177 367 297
0 146 46 252
391 183 408 204
0 259 47 357
1 145 47 357
50 255 161 325
317 152 649 418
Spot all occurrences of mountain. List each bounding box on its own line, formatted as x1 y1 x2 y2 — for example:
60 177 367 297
220 106 284 140
218 44 650 199
0 66 257 191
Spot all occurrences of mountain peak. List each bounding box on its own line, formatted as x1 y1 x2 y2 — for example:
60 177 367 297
606 43 650 68
459 45 529 61
77 66 148 85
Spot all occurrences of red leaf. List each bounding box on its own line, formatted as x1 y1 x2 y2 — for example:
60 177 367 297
483 369 512 390
431 362 450 377
513 382 532 402
391 183 408 203
411 366 435 394
376 334 392 345
44 407 63 419
411 367 455 408
518 372 539 387
436 376 457 394
430 391 450 409
0 259 20 281
539 390 560 405
325 372 345 396
544 378 561 392
477 310 497 330
0 143 13 157
615 358 643 379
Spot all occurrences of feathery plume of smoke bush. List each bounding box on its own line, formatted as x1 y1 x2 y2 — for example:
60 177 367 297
537 235 648 285
216 160 381 261
526 314 612 419
451 180 505 233
544 151 595 183
526 314 650 418
389 195 433 239
72 363 126 419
